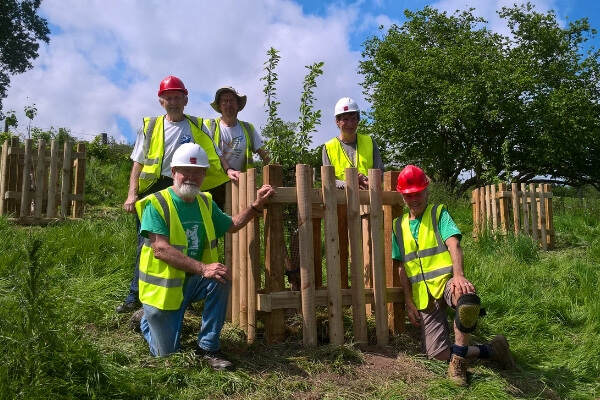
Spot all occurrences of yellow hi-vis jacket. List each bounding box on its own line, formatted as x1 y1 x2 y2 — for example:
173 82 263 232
204 118 255 172
324 133 374 181
393 204 453 310
135 189 218 310
138 115 228 194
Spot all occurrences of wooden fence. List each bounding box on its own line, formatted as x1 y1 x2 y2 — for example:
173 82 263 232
0 138 86 224
224 165 406 346
471 183 554 250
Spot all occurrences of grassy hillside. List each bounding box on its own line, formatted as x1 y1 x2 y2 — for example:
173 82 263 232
0 168 599 399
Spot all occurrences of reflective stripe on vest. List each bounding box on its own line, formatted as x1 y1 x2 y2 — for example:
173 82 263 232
135 189 218 310
205 117 254 172
324 133 374 181
393 204 453 310
137 115 229 194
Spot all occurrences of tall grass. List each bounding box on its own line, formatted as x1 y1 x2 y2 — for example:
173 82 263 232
0 184 598 399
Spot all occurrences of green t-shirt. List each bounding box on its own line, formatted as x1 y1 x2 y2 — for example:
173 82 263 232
140 187 232 260
391 206 461 262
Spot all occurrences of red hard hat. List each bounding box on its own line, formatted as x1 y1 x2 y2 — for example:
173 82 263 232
396 165 429 193
158 76 188 96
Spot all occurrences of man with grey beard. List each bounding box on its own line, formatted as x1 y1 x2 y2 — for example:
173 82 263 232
132 143 274 371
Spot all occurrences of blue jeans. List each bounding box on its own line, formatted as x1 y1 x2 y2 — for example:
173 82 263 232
139 274 231 356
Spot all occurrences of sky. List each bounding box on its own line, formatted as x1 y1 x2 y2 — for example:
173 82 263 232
3 0 600 149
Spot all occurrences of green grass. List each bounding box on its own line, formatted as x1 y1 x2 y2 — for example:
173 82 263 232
0 186 599 399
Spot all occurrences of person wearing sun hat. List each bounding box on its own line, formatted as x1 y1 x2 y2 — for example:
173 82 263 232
204 86 270 209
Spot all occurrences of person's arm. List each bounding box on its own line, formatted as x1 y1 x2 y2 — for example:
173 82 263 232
445 235 475 298
398 260 420 327
149 233 232 283
228 184 275 232
219 155 240 182
256 147 271 165
123 161 143 213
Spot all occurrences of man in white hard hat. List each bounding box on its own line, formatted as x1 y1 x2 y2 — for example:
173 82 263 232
204 86 270 209
117 76 240 314
131 143 274 370
322 97 385 189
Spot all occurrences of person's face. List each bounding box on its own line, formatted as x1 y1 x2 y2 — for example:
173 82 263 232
172 167 206 201
219 92 239 117
159 90 188 118
402 188 428 218
336 112 359 136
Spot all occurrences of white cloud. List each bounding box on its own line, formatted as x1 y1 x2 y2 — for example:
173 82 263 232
2 0 585 149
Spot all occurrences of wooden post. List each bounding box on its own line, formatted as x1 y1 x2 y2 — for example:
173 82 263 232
538 185 548 251
263 165 286 343
479 185 486 233
246 169 259 343
529 183 539 244
60 142 73 218
313 217 323 288
498 183 508 233
225 181 233 322
345 168 367 342
471 188 480 237
521 183 529 235
362 208 373 316
46 140 60 218
296 164 317 346
322 166 344 345
383 171 404 334
72 143 86 218
33 140 46 218
20 139 33 217
238 172 248 332
491 184 498 230
231 181 240 323
369 169 388 346
511 183 520 234
545 184 554 249
337 204 349 289
0 140 10 216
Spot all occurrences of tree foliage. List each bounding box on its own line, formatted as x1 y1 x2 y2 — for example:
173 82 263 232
360 4 600 193
0 0 50 118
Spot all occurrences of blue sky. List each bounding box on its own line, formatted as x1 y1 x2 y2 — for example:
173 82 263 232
4 0 599 148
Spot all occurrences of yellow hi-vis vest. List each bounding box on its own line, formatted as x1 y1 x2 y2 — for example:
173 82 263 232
138 115 229 194
393 204 453 310
204 118 254 172
135 188 218 310
324 133 374 181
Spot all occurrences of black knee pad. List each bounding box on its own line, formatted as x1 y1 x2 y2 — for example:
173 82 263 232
455 293 485 333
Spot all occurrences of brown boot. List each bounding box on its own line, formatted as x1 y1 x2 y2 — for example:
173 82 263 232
448 354 468 386
490 334 515 370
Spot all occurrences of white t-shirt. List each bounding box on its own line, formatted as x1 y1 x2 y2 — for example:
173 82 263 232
212 120 264 172
130 117 221 178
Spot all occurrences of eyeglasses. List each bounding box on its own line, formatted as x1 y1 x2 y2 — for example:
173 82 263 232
175 168 206 176
220 99 237 105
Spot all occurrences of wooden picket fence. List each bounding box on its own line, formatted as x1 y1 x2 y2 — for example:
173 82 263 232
471 183 554 250
0 138 86 224
224 165 406 346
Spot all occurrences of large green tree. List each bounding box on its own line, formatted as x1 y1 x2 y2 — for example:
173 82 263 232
0 0 50 119
360 4 600 193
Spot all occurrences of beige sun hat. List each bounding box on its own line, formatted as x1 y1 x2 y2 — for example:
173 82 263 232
210 86 247 113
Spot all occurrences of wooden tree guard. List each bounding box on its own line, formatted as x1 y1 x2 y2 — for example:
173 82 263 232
472 183 554 249
229 165 405 347
0 138 86 224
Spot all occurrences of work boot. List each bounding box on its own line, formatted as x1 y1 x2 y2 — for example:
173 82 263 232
116 299 142 314
490 334 516 370
129 308 144 333
448 354 468 386
196 347 235 371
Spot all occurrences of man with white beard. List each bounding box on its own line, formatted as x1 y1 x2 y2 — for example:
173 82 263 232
132 143 274 370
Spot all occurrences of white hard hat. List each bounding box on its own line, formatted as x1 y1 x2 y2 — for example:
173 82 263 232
171 143 209 168
334 97 360 117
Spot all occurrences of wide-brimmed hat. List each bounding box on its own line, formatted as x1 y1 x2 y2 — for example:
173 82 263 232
210 86 247 113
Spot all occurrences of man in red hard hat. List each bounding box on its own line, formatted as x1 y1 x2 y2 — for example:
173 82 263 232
392 165 515 386
203 86 271 209
117 76 240 314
